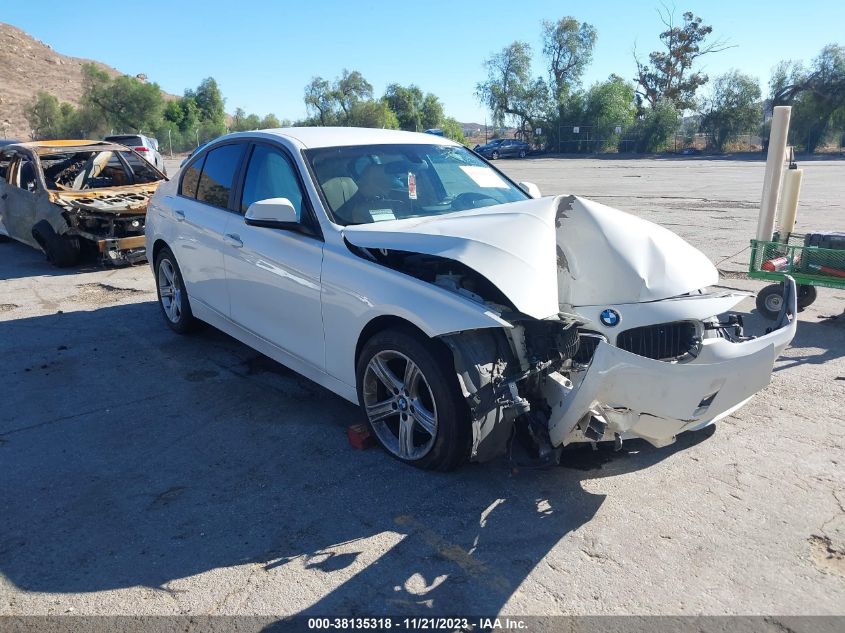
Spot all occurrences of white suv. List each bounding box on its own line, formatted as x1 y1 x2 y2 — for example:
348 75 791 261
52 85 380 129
104 134 166 174
145 128 796 470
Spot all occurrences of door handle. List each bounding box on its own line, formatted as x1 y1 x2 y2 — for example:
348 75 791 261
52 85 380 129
174 209 185 221
224 233 243 248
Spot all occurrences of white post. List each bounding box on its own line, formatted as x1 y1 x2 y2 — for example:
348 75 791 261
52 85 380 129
756 106 791 242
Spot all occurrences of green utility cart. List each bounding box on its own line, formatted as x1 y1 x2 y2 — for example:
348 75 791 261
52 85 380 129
749 233 845 319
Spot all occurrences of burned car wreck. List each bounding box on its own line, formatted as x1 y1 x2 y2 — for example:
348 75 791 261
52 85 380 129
0 140 166 266
146 129 796 470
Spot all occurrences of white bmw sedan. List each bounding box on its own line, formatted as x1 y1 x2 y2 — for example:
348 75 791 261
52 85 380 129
146 128 797 470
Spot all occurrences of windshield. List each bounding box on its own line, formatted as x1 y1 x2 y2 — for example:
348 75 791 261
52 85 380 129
305 143 529 226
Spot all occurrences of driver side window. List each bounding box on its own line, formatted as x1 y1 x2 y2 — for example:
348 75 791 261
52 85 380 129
15 158 39 192
240 145 304 219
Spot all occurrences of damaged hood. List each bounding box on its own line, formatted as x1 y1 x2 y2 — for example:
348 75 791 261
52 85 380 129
49 183 159 214
343 195 718 319
556 196 717 307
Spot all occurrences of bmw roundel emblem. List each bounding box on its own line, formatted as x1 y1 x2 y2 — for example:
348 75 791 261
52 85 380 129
599 309 621 327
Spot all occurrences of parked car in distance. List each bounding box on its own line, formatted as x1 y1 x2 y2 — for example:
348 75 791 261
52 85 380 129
0 140 167 266
146 127 796 471
0 139 19 148
104 134 166 174
474 138 531 159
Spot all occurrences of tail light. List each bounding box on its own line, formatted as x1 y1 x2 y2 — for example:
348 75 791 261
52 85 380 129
134 146 149 152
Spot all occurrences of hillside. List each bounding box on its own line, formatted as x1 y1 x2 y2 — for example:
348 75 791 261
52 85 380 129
0 22 157 141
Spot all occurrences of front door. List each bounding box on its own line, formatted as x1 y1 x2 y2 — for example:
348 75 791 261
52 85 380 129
224 143 325 371
2 153 46 248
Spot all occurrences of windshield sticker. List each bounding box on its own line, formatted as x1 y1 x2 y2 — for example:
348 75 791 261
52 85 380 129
459 165 509 189
407 172 417 200
369 208 396 222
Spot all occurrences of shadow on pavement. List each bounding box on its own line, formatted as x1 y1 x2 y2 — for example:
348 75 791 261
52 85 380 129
0 302 715 616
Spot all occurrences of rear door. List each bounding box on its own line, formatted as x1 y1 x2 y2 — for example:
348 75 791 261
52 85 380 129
224 141 326 370
1 151 47 248
168 141 247 317
0 150 12 236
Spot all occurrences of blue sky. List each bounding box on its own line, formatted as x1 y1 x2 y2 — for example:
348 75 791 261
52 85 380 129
5 1 843 123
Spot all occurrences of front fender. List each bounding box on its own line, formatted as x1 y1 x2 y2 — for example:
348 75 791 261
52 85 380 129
320 245 512 389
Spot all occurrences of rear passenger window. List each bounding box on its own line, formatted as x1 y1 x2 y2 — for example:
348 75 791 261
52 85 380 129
179 154 205 198
196 144 245 209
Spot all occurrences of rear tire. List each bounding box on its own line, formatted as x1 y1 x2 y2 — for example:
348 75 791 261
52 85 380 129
154 246 199 334
756 283 784 320
519 149 527 158
31 220 80 268
797 284 817 310
356 328 470 471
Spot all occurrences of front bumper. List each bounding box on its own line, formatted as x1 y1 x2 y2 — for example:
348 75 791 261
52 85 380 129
543 277 798 447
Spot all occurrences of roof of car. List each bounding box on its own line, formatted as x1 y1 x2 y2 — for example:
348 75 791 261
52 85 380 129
19 140 109 148
10 140 130 155
225 127 460 149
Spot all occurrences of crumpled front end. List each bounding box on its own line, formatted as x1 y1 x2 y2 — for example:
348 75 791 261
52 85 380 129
542 278 797 448
50 185 156 265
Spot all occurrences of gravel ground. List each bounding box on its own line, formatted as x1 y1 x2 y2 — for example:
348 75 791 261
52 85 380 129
0 157 842 619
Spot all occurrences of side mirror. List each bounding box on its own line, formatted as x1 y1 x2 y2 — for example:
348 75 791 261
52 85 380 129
244 198 299 228
519 181 542 199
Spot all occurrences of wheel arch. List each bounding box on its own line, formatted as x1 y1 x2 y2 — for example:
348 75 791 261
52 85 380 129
355 315 451 370
151 238 170 265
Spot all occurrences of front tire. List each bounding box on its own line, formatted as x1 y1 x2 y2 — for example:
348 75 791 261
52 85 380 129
356 329 469 471
756 283 784 320
154 246 198 334
491 150 499 160
31 220 79 267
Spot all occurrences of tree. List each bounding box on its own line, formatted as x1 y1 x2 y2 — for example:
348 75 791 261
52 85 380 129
699 71 761 152
542 17 597 105
770 44 845 153
231 107 247 130
347 99 399 129
81 64 164 133
634 9 731 111
260 113 281 129
584 75 638 151
632 100 680 152
304 77 337 125
24 92 67 139
384 84 424 131
441 117 467 145
476 41 549 135
335 69 373 117
188 77 226 126
420 94 444 130
303 70 375 126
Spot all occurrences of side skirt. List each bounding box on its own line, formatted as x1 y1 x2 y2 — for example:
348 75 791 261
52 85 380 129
190 298 359 405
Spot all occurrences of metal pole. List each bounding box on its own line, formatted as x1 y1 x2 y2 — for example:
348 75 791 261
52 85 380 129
168 128 173 158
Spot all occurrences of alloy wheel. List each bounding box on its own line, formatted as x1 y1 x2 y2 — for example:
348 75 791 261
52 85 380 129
362 350 438 460
158 258 183 323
